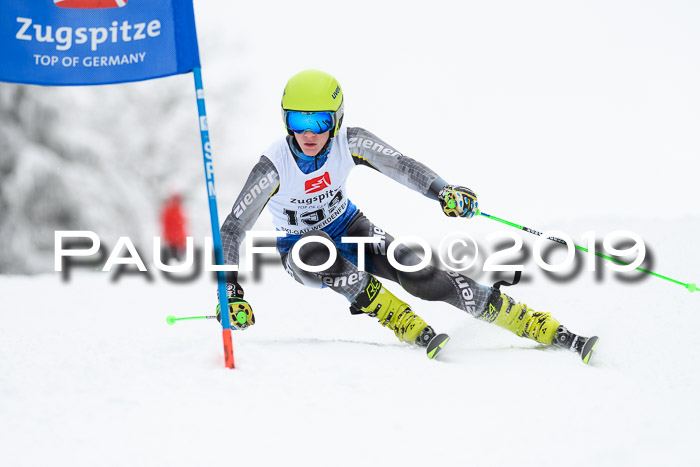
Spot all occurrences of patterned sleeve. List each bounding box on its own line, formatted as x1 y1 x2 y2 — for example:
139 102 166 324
346 127 447 199
220 155 280 281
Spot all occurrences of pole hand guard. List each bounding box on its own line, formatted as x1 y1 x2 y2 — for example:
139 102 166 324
439 184 478 218
216 282 255 330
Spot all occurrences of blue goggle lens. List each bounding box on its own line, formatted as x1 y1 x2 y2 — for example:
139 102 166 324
285 111 334 134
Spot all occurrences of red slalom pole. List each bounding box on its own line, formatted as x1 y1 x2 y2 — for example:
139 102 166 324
222 329 235 369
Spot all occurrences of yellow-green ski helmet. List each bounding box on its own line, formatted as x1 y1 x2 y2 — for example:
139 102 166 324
281 69 344 137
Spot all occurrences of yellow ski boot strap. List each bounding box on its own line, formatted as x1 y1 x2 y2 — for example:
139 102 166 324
350 277 430 344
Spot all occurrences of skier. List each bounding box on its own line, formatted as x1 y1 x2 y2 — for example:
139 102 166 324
218 69 598 362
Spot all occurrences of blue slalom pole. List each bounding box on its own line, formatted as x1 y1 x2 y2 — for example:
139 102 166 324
193 67 235 368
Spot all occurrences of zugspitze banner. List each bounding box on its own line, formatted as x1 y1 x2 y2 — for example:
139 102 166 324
0 0 200 86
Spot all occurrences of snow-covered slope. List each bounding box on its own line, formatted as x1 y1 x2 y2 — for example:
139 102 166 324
1 217 698 467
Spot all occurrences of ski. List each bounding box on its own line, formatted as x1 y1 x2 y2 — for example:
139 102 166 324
578 335 599 364
426 333 450 359
553 327 600 364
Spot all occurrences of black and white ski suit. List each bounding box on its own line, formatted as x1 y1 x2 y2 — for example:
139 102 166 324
221 126 491 316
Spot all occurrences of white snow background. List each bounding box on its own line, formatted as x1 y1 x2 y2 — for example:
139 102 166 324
1 1 700 466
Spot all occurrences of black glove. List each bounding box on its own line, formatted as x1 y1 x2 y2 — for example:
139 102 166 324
216 282 255 330
438 185 478 218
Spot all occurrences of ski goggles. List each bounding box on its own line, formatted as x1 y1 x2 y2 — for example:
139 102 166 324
284 110 335 134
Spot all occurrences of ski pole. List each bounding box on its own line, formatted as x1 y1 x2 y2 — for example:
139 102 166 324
166 315 216 325
476 210 698 293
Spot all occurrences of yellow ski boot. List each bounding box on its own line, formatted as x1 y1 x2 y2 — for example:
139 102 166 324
482 289 599 363
481 289 560 344
350 277 450 358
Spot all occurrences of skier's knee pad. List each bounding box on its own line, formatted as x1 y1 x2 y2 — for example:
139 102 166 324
281 251 324 288
296 230 336 267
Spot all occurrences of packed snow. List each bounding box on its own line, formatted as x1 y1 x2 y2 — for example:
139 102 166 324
1 1 699 466
2 215 698 466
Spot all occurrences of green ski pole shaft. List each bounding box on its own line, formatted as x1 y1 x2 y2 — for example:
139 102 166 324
166 315 217 325
477 210 697 293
